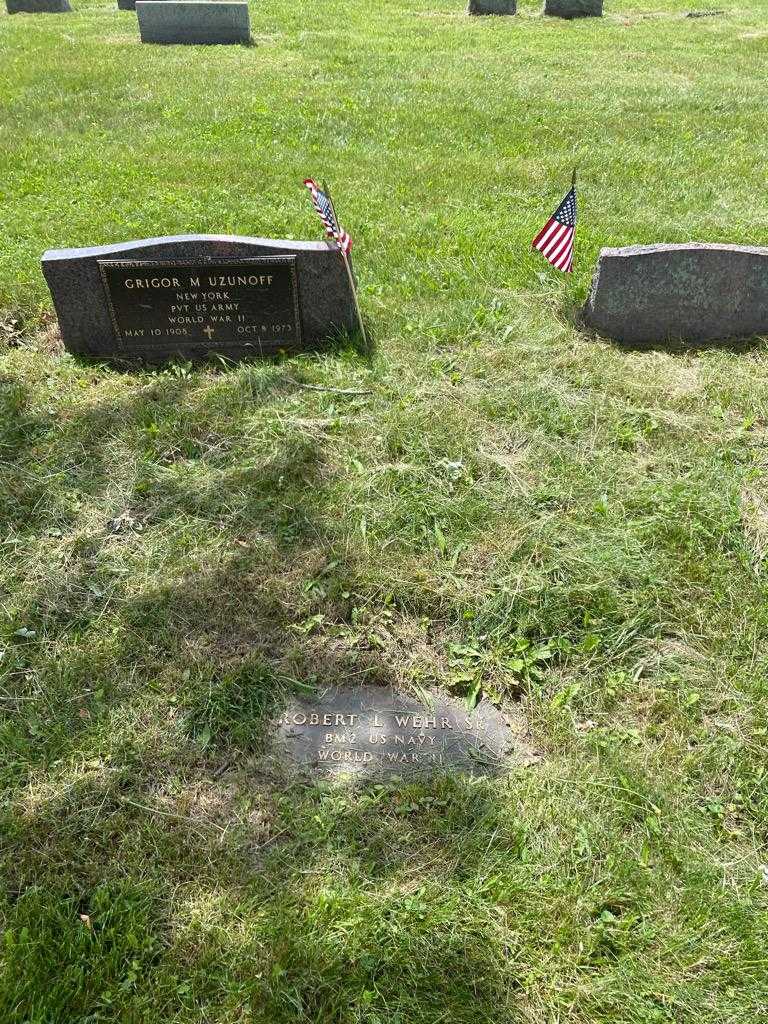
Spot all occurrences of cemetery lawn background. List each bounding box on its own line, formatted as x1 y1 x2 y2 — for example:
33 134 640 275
2 0 768 1020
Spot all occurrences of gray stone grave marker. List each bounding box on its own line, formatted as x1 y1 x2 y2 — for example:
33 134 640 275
544 0 602 17
117 0 175 10
42 235 358 363
268 685 539 781
468 0 516 14
6 0 70 11
136 0 250 44
583 243 768 346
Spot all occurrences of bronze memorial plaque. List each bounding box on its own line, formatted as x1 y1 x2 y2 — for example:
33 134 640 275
268 685 539 781
98 256 301 356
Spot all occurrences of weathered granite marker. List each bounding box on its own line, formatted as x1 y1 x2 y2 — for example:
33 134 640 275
136 0 250 44
544 0 602 17
468 0 516 13
6 0 70 11
42 235 358 362
269 685 538 780
117 0 174 8
584 243 768 345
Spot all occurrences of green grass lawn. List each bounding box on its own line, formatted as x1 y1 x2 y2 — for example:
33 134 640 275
2 0 768 1020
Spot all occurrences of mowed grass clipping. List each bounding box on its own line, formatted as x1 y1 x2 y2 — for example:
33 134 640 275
2 0 768 1021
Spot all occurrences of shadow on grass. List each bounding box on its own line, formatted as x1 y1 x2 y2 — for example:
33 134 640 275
2 767 527 1022
3 359 766 1022
0 355 538 1022
601 334 768 355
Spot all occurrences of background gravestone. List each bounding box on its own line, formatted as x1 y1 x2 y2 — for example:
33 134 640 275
42 234 358 363
6 0 71 11
468 0 516 14
117 0 178 8
544 0 602 17
269 684 539 781
136 0 250 44
583 242 768 345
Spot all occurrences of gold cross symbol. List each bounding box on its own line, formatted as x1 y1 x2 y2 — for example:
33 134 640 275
203 325 215 340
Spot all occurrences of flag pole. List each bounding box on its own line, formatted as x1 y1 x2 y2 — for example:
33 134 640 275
322 179 367 348
571 166 577 271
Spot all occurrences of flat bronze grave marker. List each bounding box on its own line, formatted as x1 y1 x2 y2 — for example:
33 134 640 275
269 685 538 781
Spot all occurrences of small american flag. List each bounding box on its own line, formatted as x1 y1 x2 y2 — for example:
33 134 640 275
303 178 352 255
532 183 577 273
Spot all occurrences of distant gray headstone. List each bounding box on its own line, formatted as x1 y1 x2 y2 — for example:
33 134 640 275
118 0 174 9
269 685 538 781
584 243 768 345
6 0 70 11
136 0 250 44
118 0 208 10
544 0 602 17
468 0 516 14
42 235 358 363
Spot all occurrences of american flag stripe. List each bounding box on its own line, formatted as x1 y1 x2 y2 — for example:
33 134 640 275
547 230 571 262
534 220 560 250
532 184 576 274
303 178 353 255
541 227 567 258
536 219 573 266
553 247 572 272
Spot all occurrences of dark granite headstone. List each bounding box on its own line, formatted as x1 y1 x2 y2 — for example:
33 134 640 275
468 0 516 13
42 235 358 362
6 0 70 11
544 0 602 17
268 685 538 781
136 0 250 44
117 0 170 9
583 243 768 346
